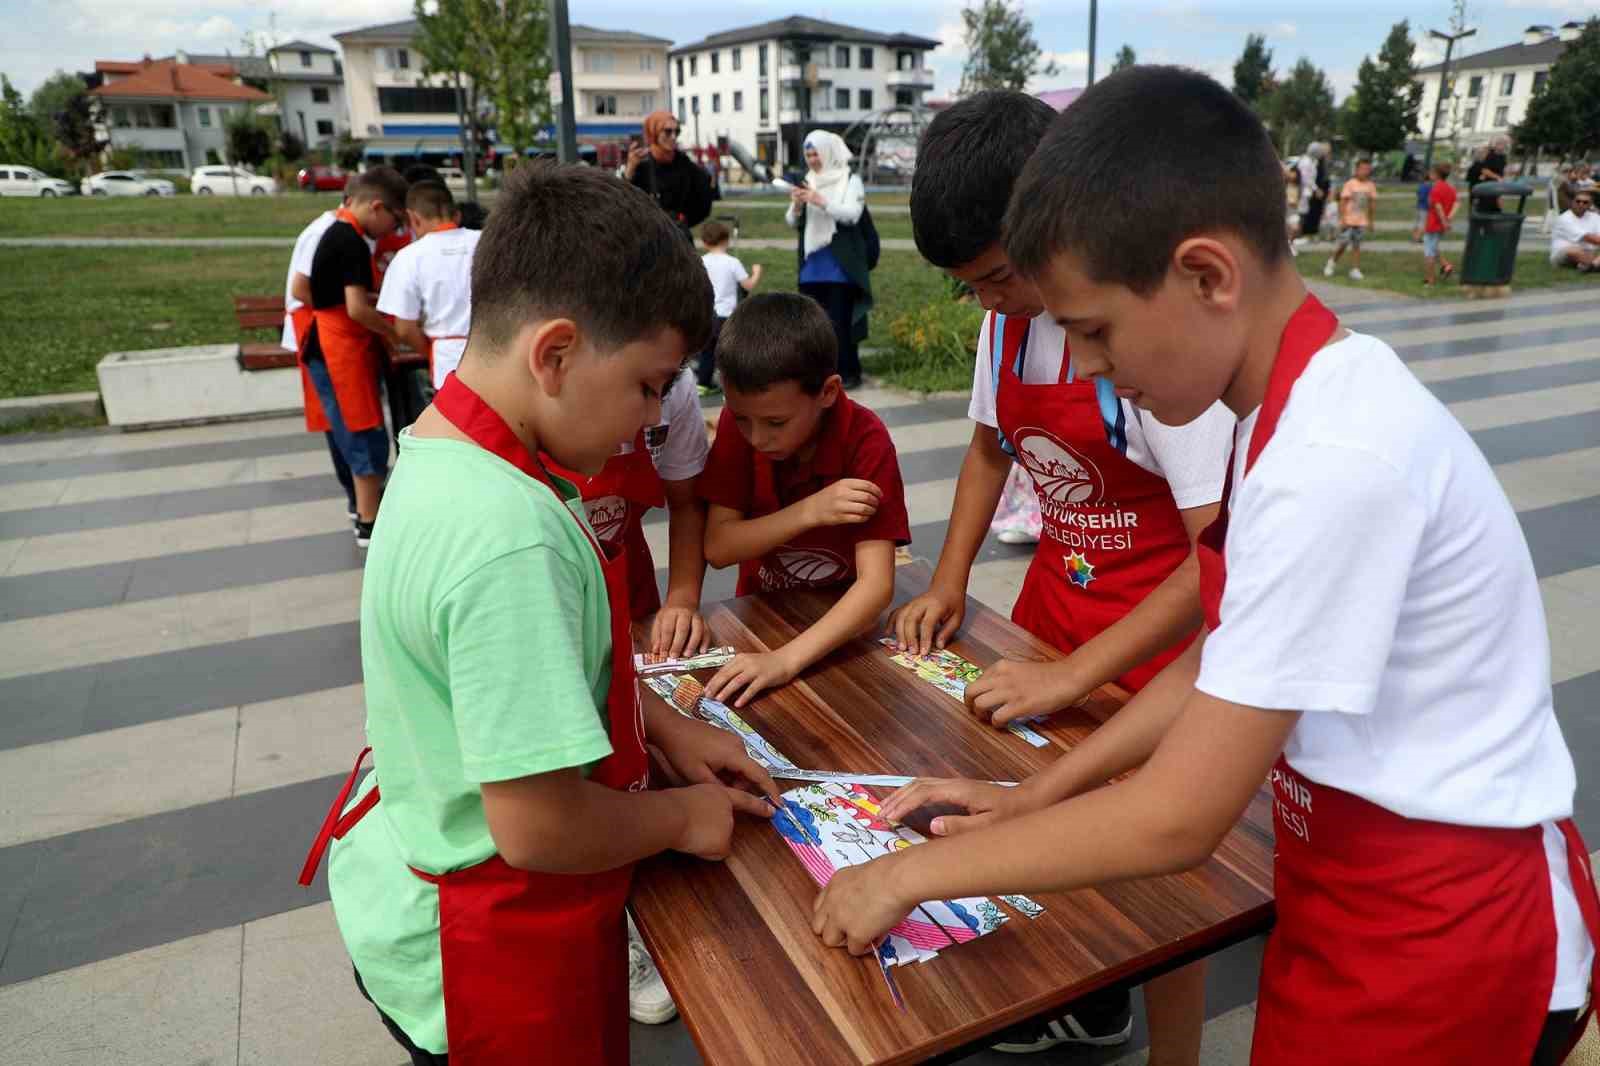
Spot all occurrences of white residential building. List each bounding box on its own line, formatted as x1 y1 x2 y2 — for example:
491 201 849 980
264 41 347 150
669 16 939 174
1414 22 1582 153
561 25 672 148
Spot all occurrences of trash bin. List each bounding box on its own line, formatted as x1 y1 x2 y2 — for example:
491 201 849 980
1461 181 1535 287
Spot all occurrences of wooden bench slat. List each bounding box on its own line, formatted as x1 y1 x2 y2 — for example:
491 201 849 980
236 311 286 330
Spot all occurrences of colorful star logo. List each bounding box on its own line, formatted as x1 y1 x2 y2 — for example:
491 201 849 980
1065 551 1095 589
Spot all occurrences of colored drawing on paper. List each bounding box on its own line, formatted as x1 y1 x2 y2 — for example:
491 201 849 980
999 894 1046 919
877 639 1052 748
642 673 705 715
634 646 737 676
640 673 797 771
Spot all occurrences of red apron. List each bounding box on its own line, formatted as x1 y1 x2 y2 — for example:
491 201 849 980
547 431 667 621
298 374 649 1065
738 443 861 596
302 208 386 435
994 315 1195 692
1196 294 1600 1065
418 223 468 389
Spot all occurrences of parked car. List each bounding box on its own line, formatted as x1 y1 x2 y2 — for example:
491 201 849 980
0 165 76 197
437 166 467 193
191 166 277 196
297 165 348 192
81 170 177 197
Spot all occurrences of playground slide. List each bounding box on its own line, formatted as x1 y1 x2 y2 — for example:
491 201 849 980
723 140 773 184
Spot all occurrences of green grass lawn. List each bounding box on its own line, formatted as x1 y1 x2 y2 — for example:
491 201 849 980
1295 246 1594 300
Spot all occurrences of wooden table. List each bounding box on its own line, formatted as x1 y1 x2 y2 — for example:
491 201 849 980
631 563 1275 1066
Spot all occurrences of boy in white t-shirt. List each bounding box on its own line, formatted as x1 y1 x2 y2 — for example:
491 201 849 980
817 67 1597 1066
695 220 762 390
376 180 482 389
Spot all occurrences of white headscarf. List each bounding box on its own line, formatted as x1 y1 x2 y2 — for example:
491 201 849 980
802 129 853 257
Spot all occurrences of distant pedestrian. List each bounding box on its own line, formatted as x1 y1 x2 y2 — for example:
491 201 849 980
696 220 763 390
625 110 714 239
1285 163 1303 248
1423 161 1458 288
1412 172 1434 242
787 129 871 389
1295 142 1328 244
1325 158 1377 281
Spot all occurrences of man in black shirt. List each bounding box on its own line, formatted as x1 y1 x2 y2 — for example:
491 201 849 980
303 166 409 547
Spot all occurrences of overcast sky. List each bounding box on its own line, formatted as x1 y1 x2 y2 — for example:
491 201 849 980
4 0 1596 102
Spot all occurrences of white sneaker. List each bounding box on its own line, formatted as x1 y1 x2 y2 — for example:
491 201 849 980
996 528 1039 545
1322 260 1335 277
1348 268 1365 280
626 915 677 1025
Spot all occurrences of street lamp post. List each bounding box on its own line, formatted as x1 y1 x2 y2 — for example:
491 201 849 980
549 0 579 163
1422 26 1476 175
1086 0 1098 87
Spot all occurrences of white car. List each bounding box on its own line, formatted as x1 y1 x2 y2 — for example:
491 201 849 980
81 170 177 197
437 166 467 193
191 166 277 196
0 165 75 197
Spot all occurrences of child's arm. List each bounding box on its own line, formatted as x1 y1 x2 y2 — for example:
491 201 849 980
704 539 896 707
652 477 710 656
703 478 883 569
290 272 312 306
740 263 764 292
393 317 428 356
814 685 1299 955
889 425 1010 653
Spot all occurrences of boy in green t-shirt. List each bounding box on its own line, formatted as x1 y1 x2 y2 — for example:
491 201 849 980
303 163 778 1066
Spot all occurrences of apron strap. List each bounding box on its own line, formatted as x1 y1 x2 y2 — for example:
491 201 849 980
991 313 1017 458
297 745 373 887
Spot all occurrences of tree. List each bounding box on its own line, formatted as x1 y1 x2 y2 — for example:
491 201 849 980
1111 45 1136 73
278 129 306 163
225 109 273 168
1514 18 1600 161
1262 58 1335 156
959 0 1059 94
52 91 106 175
28 71 84 127
1233 33 1274 105
466 0 552 161
414 0 488 202
1342 20 1423 153
0 76 60 174
335 131 366 171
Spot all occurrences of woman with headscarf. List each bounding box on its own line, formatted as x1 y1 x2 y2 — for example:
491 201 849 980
786 130 871 389
625 110 714 239
1297 141 1329 243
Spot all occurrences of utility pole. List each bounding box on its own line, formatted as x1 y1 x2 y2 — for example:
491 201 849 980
549 0 578 163
1422 26 1475 174
1086 0 1098 86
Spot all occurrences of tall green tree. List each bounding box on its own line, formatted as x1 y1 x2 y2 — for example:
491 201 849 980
1262 57 1335 155
1111 45 1136 73
1233 33 1274 105
1342 20 1423 153
225 109 274 168
52 91 106 175
0 76 60 174
28 71 85 127
466 0 552 162
414 0 488 200
1514 18 1600 160
959 0 1059 94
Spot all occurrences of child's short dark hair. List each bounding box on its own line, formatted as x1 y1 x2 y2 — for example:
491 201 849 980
346 166 409 216
1005 66 1288 294
406 179 455 220
700 220 731 246
470 162 712 355
910 90 1058 268
716 292 836 395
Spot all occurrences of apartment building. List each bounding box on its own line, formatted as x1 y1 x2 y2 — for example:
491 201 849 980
89 55 272 170
562 25 672 141
264 41 347 150
1414 22 1583 151
669 16 938 173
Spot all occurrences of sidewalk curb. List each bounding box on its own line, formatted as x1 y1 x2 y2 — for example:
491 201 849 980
0 391 102 428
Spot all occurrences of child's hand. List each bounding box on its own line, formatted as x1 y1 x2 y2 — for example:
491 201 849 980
650 605 709 659
812 856 912 956
804 478 882 528
965 658 1089 727
704 650 798 708
887 583 966 656
671 782 771 861
653 715 781 804
875 777 1032 837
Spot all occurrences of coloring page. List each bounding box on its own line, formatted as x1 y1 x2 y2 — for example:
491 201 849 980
877 639 1052 748
633 646 737 675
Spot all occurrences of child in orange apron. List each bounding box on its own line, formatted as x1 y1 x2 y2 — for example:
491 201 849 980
283 200 357 517
816 67 1599 1066
297 163 776 1066
376 180 481 390
891 89 1235 1059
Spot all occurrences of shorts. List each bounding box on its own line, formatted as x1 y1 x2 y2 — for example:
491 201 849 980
1422 232 1442 258
1337 225 1366 247
1551 241 1584 266
305 354 389 477
1415 208 1429 229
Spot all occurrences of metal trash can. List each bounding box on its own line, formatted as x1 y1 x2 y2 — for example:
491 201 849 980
1461 181 1535 287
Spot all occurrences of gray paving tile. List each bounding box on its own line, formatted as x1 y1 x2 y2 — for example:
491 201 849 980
0 474 337 540
1555 670 1600 835
1472 411 1600 466
1522 494 1600 580
1424 357 1600 406
0 433 319 486
1394 322 1600 364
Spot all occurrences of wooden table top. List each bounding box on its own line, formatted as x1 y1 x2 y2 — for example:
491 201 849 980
630 562 1275 1066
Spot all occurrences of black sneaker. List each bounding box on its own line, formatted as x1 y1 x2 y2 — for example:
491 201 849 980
354 519 375 548
990 987 1133 1054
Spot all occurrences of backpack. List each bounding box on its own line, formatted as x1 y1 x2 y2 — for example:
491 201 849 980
859 203 881 270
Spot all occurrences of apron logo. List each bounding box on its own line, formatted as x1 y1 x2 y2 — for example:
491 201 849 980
584 494 628 545
1064 551 1096 589
1014 428 1103 505
761 547 848 589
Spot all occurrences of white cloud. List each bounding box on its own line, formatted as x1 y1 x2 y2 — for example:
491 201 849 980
1272 21 1298 38
194 15 239 43
1507 0 1600 11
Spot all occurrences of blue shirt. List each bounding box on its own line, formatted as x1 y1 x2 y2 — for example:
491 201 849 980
799 244 851 285
1415 181 1433 210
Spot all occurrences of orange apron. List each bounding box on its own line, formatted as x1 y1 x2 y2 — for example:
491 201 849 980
302 208 386 435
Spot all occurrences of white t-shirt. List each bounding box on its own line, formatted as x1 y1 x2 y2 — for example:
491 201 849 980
631 367 708 482
280 210 337 350
702 251 749 319
969 312 1234 510
1194 330 1590 1009
1550 208 1600 263
376 227 482 388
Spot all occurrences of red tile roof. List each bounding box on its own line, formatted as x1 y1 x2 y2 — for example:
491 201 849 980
90 60 270 102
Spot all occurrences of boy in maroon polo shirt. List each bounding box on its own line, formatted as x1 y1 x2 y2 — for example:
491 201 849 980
699 293 910 707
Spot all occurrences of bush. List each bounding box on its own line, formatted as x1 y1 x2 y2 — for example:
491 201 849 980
870 296 987 393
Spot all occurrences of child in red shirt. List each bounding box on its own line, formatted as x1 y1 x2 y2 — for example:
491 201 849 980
699 293 910 706
1423 161 1458 287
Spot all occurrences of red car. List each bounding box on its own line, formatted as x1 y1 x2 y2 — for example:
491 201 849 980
297 166 348 192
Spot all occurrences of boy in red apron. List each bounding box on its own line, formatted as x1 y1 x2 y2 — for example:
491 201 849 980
301 167 408 548
892 89 1235 1060
698 292 911 708
815 66 1599 1066
297 164 777 1066
377 180 481 390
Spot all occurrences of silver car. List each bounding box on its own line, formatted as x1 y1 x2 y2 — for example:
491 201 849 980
81 170 178 197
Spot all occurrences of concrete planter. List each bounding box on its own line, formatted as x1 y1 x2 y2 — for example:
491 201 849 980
97 344 301 428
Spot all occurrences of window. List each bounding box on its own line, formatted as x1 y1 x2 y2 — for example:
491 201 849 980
1534 70 1549 93
691 94 699 114
759 44 768 76
311 86 330 104
732 48 742 72
377 86 459 114
1462 107 1477 128
640 52 656 72
895 89 914 107
111 106 130 127
125 103 176 129
316 119 334 136
299 51 312 68
690 55 697 77
859 47 873 69
835 45 850 68
818 89 830 113
197 106 211 128
593 94 618 116
710 51 719 74
858 88 873 110
733 90 743 112
712 92 721 113
898 50 916 71
640 93 655 113
835 88 850 110
383 47 410 70
1500 73 1515 95
1467 75 1482 98
1493 106 1509 127
759 88 769 121
585 51 615 74
677 96 685 120
782 88 797 109
676 58 684 86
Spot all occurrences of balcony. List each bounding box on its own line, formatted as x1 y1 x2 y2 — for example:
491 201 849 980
886 68 935 89
778 64 803 83
778 108 806 125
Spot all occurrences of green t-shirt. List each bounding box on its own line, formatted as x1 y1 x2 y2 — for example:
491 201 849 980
328 429 615 1053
